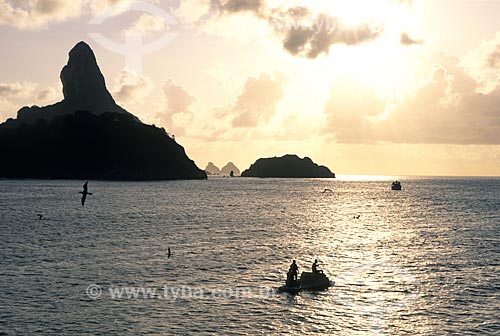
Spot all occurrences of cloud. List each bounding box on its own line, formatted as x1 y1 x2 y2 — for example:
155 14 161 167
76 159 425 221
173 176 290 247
37 85 63 104
156 78 196 136
0 0 149 30
0 98 15 121
268 7 383 58
0 82 38 99
323 53 500 145
146 73 286 140
461 32 500 93
213 0 264 15
486 45 500 68
176 0 384 59
0 81 39 121
282 17 381 58
479 33 500 70
230 73 285 127
112 70 155 107
400 32 423 46
322 77 384 143
125 13 166 37
0 0 82 30
398 0 413 6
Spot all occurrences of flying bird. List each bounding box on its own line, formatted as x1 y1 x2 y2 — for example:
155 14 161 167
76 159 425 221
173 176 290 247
322 188 333 193
37 214 43 220
79 181 93 207
167 247 171 259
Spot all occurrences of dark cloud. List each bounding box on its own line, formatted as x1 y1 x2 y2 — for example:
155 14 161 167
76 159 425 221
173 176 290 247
400 32 423 46
211 0 264 15
283 19 381 58
0 83 22 97
0 82 37 99
282 8 383 58
323 53 500 145
208 1 383 59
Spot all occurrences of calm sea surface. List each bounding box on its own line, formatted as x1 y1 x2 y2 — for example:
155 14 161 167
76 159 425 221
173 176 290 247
0 177 499 335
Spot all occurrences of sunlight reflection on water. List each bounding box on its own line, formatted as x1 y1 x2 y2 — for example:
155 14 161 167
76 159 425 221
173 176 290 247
0 177 498 335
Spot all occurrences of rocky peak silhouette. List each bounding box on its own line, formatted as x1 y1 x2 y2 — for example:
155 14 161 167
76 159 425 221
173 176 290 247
6 41 135 127
0 41 206 180
60 41 117 112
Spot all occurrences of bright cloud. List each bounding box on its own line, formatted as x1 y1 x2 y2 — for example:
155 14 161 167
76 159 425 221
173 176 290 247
155 78 196 136
323 53 500 145
0 0 151 30
125 13 166 37
230 73 285 127
0 81 39 121
176 0 386 59
112 70 155 108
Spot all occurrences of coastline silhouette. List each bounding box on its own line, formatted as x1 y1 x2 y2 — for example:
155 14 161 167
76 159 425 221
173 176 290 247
0 42 207 181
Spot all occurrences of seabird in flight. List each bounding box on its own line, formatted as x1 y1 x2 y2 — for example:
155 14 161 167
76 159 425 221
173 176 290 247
322 188 333 193
79 181 93 207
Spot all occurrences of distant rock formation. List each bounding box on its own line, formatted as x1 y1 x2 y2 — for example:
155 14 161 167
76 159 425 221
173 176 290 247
221 162 240 176
0 41 206 180
241 154 335 178
205 162 222 175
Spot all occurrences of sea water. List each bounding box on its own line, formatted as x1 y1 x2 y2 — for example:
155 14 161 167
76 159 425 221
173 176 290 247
0 177 499 335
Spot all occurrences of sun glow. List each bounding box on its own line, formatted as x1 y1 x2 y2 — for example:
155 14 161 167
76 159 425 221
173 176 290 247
305 0 401 26
299 0 423 97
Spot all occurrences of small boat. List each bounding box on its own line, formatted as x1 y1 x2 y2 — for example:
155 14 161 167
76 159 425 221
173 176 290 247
391 181 402 190
277 271 333 293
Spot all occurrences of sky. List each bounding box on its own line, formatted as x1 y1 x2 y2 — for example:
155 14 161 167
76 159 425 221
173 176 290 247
1 0 500 176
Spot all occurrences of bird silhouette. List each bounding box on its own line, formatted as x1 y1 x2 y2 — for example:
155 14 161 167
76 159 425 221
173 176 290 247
322 188 333 193
37 214 43 220
79 181 93 206
167 247 171 259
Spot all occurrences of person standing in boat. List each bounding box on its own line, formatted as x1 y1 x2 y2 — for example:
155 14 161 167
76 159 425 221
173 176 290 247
288 260 299 284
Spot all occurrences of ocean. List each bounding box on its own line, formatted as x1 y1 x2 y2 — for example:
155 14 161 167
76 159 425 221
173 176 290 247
0 176 499 335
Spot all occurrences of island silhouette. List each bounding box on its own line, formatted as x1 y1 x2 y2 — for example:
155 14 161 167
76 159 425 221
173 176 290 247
205 162 222 175
221 162 240 176
241 154 335 178
0 41 206 180
204 162 240 176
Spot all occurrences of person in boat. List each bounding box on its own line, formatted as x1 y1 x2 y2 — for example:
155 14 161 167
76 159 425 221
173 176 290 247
312 259 324 275
289 260 298 280
286 260 299 286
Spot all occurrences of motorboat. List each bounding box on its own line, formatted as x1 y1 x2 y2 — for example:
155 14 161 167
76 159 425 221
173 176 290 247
391 181 402 190
277 271 333 293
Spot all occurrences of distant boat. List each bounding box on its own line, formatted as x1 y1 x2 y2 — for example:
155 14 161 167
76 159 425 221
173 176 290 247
391 181 402 190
